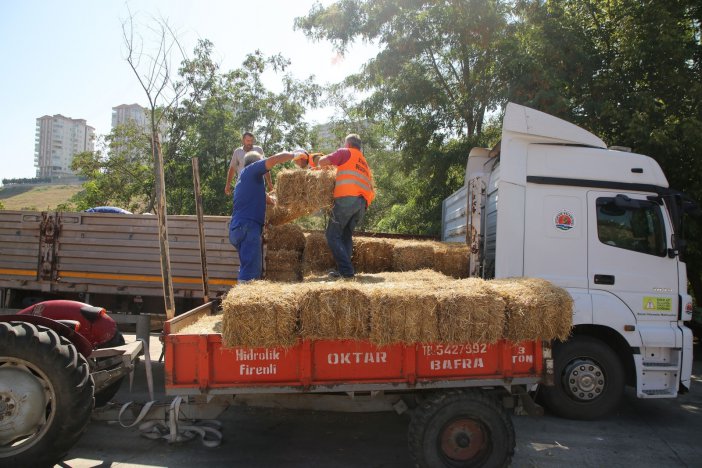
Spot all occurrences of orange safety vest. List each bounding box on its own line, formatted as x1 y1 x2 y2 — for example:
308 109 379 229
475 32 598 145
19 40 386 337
306 152 319 168
333 147 375 207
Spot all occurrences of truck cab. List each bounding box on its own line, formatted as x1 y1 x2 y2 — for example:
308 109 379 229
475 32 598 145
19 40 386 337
442 102 694 419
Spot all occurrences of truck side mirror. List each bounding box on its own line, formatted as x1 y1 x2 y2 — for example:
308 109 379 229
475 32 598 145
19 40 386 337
670 233 686 258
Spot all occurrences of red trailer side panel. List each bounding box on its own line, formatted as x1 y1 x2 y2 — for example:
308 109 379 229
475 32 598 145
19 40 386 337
164 331 543 394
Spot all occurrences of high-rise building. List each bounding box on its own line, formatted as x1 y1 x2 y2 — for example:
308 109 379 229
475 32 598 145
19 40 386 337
111 103 147 130
34 114 95 178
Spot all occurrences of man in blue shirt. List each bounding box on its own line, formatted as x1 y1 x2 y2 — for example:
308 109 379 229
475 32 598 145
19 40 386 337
229 150 305 282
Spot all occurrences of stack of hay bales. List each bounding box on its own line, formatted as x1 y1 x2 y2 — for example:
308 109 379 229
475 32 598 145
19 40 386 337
220 271 573 348
267 169 336 226
299 233 470 278
264 224 305 282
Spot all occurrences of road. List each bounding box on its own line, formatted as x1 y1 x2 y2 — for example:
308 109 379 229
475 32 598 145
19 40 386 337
58 337 702 468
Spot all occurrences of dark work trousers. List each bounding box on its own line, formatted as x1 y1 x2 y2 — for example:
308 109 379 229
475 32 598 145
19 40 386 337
325 196 367 277
229 220 263 282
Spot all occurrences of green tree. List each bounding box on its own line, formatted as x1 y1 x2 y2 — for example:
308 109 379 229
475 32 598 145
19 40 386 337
506 0 702 299
297 0 511 234
70 123 154 212
163 42 322 216
297 0 510 138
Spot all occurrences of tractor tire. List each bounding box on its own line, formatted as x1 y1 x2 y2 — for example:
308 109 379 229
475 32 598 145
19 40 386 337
0 321 94 467
408 389 515 467
94 331 126 407
539 336 624 420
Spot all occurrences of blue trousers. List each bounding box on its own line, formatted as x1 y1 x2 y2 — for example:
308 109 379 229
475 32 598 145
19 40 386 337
325 196 366 277
229 221 263 282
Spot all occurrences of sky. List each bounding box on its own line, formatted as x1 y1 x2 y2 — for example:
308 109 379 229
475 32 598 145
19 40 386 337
0 0 377 182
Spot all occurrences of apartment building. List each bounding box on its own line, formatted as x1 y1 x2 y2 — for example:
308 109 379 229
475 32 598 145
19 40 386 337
111 103 147 130
34 114 95 178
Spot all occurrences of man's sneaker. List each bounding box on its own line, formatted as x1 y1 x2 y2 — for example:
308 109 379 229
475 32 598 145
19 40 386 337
327 270 342 279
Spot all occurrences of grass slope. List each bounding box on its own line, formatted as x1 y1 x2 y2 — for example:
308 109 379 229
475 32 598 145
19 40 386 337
0 184 82 210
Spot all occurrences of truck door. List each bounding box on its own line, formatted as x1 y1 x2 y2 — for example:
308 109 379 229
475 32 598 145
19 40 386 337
587 192 678 325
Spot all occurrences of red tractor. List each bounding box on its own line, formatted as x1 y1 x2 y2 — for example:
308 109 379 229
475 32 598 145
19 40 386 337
0 300 143 466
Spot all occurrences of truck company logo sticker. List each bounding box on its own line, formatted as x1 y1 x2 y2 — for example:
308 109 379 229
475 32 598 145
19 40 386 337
554 210 575 231
643 296 673 312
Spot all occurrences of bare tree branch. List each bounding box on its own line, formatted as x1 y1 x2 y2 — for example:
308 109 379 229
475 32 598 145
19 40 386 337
121 7 189 319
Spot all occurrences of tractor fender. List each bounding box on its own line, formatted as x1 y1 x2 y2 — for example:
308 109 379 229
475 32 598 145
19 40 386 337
0 314 93 358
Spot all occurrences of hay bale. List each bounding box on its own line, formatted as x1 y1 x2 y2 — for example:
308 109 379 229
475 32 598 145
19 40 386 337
265 224 305 252
392 241 435 271
299 282 371 340
221 282 300 348
435 278 505 344
269 169 336 225
489 278 573 342
433 243 470 278
302 231 336 274
353 237 394 273
265 249 302 282
266 205 299 226
368 282 440 345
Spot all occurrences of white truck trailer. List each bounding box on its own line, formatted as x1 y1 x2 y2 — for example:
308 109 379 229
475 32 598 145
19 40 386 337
442 102 694 419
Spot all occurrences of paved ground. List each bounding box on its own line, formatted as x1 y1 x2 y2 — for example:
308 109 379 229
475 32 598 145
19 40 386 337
57 336 702 467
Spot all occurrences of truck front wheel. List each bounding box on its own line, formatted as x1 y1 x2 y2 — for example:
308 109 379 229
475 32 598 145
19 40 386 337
540 336 624 420
0 321 94 466
408 389 515 467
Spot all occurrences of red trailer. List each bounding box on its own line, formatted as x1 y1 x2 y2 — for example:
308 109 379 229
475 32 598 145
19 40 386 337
164 301 553 467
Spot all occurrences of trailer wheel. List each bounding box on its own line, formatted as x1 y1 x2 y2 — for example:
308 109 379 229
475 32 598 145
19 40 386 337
408 389 515 467
539 336 624 420
0 321 94 466
94 331 126 407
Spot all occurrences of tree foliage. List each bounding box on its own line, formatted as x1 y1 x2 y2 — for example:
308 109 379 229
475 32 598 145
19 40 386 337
71 40 321 217
296 0 510 139
296 0 509 233
70 123 153 212
162 41 322 216
505 0 702 299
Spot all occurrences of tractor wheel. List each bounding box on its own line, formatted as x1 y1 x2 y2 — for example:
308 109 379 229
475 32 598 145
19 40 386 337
0 321 94 467
94 331 126 407
408 389 515 467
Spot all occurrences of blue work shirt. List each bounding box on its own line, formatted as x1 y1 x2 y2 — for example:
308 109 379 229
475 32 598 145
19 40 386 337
231 159 269 228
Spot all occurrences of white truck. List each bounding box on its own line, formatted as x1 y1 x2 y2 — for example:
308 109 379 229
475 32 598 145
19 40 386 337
442 102 695 419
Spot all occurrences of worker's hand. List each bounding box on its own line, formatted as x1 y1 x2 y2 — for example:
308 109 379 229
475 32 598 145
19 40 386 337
224 184 232 196
292 151 308 161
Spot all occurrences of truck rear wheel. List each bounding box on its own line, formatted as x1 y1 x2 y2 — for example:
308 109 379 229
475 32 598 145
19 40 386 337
539 336 624 420
0 321 94 466
408 389 515 467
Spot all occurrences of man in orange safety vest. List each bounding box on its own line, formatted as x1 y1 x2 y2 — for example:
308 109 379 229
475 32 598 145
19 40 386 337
318 134 374 278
